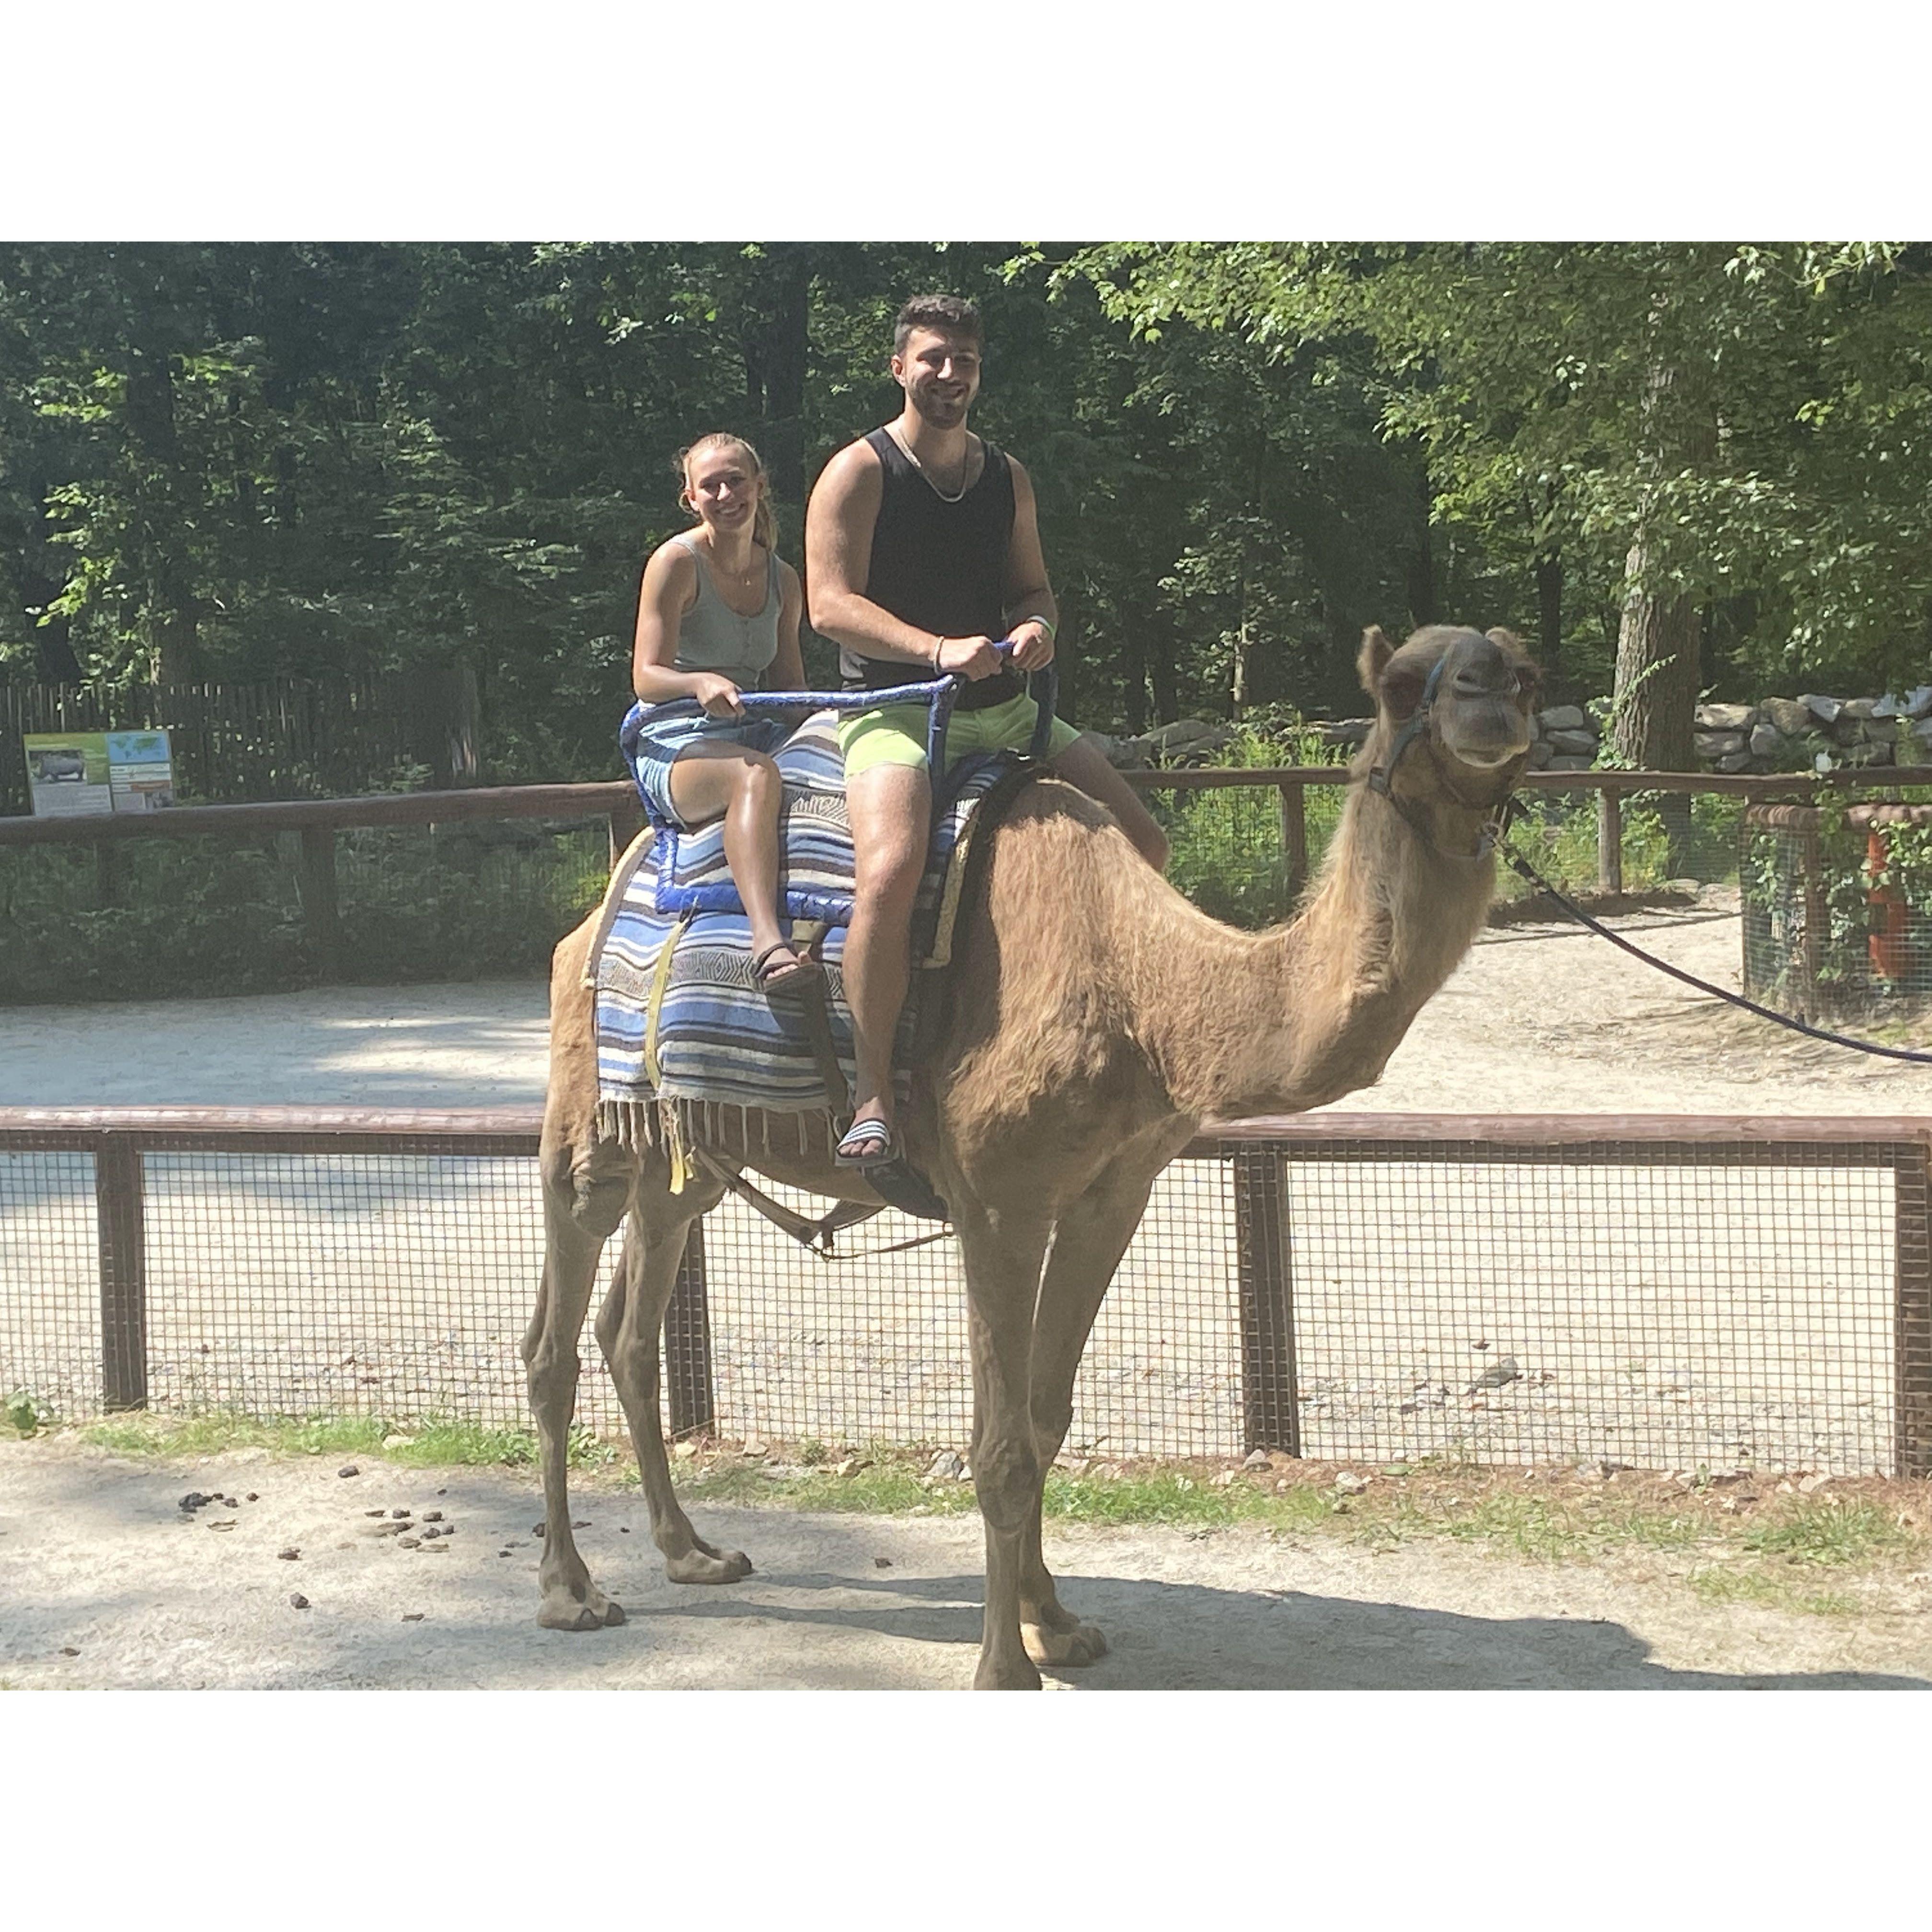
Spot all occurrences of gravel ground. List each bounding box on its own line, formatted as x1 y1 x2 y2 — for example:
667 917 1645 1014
4 1437 1928 1690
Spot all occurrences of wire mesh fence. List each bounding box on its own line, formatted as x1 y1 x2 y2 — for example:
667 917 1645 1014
3 1110 1927 1477
1743 803 1932 1023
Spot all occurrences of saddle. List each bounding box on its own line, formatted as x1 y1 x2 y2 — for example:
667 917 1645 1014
587 711 1036 1222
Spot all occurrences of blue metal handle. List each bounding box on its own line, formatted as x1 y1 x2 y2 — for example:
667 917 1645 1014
621 637 1059 780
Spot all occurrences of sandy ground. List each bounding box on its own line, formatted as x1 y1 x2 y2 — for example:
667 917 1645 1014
3 892 1930 1116
5 900 1932 1690
3 1436 1927 1690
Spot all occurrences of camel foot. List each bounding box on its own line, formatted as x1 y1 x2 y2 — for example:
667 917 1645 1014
537 1583 626 1631
974 1652 1044 1691
664 1540 753 1585
1023 1618 1108 1668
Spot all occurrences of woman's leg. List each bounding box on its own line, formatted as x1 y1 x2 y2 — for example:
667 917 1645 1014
666 742 808 978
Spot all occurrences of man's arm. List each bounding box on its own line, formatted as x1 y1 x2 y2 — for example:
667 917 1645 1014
805 442 1004 680
1001 457 1058 673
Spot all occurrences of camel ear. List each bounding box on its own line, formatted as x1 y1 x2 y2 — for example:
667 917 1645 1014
1357 625 1395 697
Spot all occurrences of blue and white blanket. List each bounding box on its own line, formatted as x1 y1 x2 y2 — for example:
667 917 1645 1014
590 713 1020 1149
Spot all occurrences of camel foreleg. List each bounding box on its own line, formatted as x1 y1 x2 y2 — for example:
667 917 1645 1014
1014 1151 1167 1669
594 1178 751 1584
953 1196 1057 1690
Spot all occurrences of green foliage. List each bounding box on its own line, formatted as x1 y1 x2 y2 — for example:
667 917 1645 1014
0 823 608 1001
6 1390 47 1436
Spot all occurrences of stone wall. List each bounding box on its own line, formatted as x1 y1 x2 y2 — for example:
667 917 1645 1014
1095 687 1932 776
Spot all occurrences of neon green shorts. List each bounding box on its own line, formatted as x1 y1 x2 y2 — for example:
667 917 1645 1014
837 689 1081 778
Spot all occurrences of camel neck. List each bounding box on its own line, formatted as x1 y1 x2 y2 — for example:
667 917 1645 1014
1139 781 1495 1122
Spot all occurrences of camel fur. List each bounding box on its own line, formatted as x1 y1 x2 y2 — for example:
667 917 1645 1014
524 622 1539 1687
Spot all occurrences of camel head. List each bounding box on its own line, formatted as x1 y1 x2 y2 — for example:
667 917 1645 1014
1355 623 1541 849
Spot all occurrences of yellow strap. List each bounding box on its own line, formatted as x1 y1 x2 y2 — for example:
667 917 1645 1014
642 911 690 1092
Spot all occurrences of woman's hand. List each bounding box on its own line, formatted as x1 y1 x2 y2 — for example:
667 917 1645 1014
691 674 745 719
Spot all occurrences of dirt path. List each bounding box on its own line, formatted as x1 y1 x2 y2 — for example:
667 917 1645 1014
3 1438 1926 1690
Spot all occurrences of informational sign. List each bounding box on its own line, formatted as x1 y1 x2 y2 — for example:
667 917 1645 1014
23 730 174 818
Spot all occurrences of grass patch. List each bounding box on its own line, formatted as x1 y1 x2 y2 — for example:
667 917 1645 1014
1741 1499 1907 1567
1686 1565 1861 1617
71 1411 613 1471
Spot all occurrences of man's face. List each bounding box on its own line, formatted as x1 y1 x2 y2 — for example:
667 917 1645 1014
892 326 981 429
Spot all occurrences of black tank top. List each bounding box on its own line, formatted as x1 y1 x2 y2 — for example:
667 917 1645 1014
841 427 1021 712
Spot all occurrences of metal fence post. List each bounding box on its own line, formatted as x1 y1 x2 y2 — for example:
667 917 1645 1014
1232 1143 1300 1454
94 1133 149 1411
662 1218 717 1439
1896 1142 1932 1478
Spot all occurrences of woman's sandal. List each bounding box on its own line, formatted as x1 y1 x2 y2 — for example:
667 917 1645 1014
751 942 821 998
834 1115 897 1169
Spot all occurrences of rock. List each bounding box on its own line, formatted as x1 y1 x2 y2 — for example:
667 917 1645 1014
364 1509 386 1518
832 1457 862 1477
422 1510 442 1523
391 1508 410 1519
1715 751 1754 774
1540 705 1588 732
1841 697 1880 721
1242 1449 1272 1470
421 1525 441 1539
1905 687 1932 721
1693 730 1748 758
337 1466 359 1479
1694 702 1757 731
1547 753 1595 772
672 1441 698 1461
289 1594 310 1610
1527 741 1553 769
1846 742 1894 766
741 1438 770 1459
1211 1469 1239 1487
1798 1472 1833 1494
1546 728 1599 756
1466 1356 1523 1392
1799 694 1843 724
1762 697 1813 735
207 1520 237 1531
874 1556 893 1568
59 1646 79 1657
1140 718 1219 754
533 1524 545 1536
1749 721 1785 757
276 1547 300 1561
381 1433 414 1449
178 1492 210 1513
926 1449 966 1481
1334 1471 1371 1495
397 1536 420 1549
401 1613 425 1622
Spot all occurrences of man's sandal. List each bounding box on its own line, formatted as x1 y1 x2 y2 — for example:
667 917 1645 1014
834 1116 897 1168
752 942 820 998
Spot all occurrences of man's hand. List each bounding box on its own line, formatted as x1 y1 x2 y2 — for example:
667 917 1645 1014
1008 619 1056 673
690 673 745 718
935 634 1006 681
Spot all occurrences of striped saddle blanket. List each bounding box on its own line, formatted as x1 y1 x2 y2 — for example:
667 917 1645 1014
589 713 1021 1143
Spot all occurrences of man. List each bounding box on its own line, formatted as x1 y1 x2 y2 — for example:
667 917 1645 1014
805 292 1169 1168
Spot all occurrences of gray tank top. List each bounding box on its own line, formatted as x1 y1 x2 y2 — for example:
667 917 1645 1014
670 536 782 682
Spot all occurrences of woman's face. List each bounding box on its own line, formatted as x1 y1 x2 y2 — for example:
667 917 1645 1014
684 445 762 539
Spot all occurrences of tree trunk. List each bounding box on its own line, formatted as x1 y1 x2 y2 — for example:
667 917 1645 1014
1611 353 1714 872
1535 546 1563 676
1406 462 1438 628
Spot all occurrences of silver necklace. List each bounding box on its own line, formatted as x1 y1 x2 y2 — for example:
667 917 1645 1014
891 425 971 504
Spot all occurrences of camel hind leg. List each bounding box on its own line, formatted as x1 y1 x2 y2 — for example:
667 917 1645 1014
525 1134 636 1631
594 1174 751 1584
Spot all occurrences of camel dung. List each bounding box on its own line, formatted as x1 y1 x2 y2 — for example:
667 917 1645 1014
363 1509 386 1518
401 1613 424 1622
397 1537 420 1549
276 1548 300 1561
391 1508 410 1519
874 1556 893 1568
422 1510 443 1522
337 1465 360 1479
289 1594 310 1610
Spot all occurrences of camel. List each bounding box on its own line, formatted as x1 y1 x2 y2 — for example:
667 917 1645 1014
524 621 1539 1688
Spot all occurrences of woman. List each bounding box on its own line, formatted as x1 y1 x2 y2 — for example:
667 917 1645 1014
631 432 816 992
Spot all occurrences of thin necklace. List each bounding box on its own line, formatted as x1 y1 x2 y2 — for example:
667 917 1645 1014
891 424 971 503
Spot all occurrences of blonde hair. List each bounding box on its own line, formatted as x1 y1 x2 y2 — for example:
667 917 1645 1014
677 433 777 553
